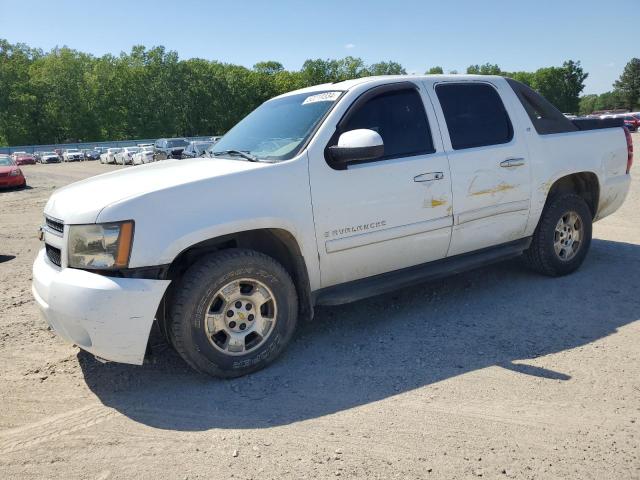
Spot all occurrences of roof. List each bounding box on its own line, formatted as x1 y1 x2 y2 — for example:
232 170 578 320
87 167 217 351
274 74 506 100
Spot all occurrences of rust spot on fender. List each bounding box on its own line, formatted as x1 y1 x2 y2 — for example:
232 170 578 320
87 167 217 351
423 197 448 208
469 182 515 196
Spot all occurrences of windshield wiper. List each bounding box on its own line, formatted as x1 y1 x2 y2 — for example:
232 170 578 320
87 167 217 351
211 150 259 162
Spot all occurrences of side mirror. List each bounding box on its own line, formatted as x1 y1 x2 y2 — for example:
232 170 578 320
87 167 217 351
328 129 384 168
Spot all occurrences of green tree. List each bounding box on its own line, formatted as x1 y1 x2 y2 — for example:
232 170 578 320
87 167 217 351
579 94 598 115
367 61 406 76
426 66 443 74
466 63 501 75
253 61 284 75
613 58 640 110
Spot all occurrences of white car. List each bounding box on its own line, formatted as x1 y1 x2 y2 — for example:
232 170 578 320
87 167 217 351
39 152 61 164
115 146 140 165
62 149 84 162
33 75 631 378
100 148 122 164
132 146 155 165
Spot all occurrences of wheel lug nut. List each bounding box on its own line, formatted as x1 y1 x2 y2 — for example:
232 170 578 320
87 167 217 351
240 323 246 330
229 321 236 328
248 314 254 321
245 304 252 311
226 310 234 317
235 301 242 308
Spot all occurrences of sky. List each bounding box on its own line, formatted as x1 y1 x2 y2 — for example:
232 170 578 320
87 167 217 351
0 0 637 95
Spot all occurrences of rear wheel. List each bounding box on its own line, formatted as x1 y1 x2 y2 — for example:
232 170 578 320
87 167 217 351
523 193 592 276
169 249 298 378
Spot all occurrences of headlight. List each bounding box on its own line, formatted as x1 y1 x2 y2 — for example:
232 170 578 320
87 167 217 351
9 169 21 176
67 221 134 270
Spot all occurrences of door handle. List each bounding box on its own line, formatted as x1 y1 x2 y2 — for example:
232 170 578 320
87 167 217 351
414 172 444 182
500 157 525 168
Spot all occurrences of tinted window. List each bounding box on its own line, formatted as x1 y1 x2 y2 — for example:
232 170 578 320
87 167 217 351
436 83 513 150
341 88 434 159
506 78 578 135
167 139 188 148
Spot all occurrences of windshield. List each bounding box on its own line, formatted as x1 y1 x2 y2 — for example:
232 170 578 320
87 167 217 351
167 139 188 148
212 90 343 161
0 157 13 166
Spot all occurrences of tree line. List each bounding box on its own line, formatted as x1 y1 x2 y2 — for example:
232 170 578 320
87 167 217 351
0 38 637 147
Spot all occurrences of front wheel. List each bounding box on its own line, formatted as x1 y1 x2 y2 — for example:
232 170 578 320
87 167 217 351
523 193 592 276
169 249 298 378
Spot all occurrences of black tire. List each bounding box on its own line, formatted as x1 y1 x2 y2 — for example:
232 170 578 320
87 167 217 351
169 249 298 378
523 193 592 276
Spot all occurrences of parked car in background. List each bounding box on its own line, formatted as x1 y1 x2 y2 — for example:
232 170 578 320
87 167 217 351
39 151 61 164
62 149 84 162
132 145 155 165
116 146 140 165
54 149 64 161
154 138 189 160
137 143 154 149
84 148 101 161
621 115 639 132
100 148 122 164
14 153 36 165
33 151 42 163
11 151 27 161
0 156 26 189
181 140 214 159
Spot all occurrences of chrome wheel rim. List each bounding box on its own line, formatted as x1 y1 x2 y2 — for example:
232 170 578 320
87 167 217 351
204 278 277 356
554 211 583 261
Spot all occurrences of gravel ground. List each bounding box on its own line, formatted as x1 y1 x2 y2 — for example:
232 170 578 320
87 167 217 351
0 145 638 480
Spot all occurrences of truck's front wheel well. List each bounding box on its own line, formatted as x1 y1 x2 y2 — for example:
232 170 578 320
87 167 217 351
546 172 599 218
158 229 313 341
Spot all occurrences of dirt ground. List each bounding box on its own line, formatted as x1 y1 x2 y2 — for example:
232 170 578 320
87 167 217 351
0 143 638 480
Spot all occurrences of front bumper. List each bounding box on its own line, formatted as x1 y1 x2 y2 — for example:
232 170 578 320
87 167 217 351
32 249 171 365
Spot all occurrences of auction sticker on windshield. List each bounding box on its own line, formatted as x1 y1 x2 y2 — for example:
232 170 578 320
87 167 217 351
302 91 342 105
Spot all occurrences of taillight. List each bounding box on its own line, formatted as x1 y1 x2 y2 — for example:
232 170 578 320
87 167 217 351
624 126 633 174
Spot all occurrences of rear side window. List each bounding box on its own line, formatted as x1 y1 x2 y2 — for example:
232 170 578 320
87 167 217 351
341 88 435 159
506 78 578 135
436 83 513 150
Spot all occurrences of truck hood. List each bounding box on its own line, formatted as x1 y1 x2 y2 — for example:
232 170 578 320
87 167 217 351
44 158 265 224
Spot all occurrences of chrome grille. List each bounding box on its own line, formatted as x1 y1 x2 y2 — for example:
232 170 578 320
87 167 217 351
45 244 61 267
45 216 64 235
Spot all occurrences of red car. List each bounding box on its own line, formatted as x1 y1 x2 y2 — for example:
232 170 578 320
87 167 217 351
14 153 36 165
0 156 27 189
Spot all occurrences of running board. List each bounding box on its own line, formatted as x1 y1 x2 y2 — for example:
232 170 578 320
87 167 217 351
314 237 531 306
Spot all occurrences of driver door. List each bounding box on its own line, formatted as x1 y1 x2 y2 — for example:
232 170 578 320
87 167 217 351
308 82 454 288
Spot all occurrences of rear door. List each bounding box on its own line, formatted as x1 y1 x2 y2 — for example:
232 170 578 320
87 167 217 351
425 79 531 256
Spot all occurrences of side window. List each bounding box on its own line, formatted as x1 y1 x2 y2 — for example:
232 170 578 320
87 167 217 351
341 88 435 159
436 83 513 150
505 78 578 135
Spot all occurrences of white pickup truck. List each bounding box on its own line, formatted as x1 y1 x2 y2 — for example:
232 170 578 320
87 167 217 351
32 75 633 378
